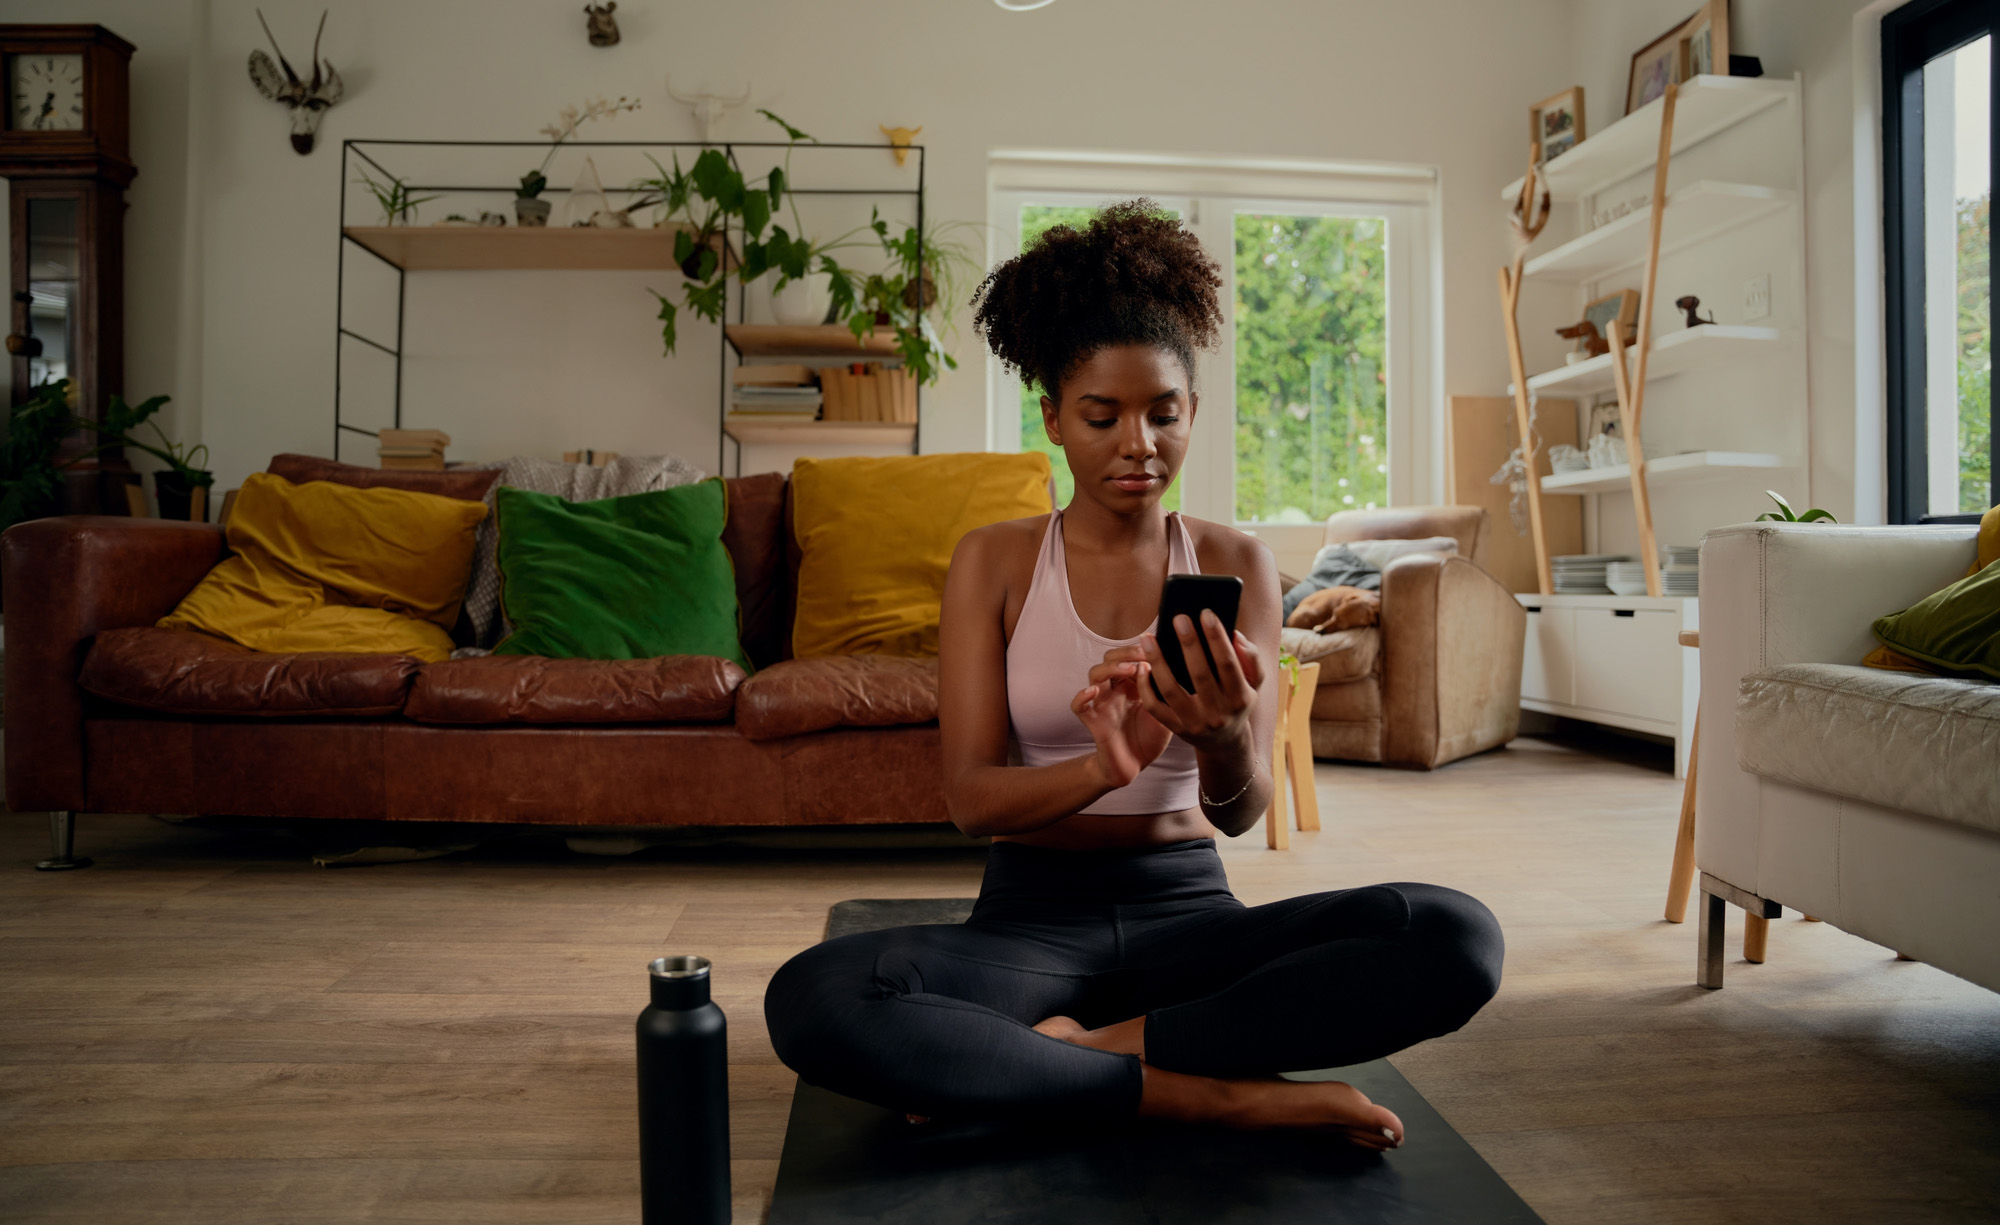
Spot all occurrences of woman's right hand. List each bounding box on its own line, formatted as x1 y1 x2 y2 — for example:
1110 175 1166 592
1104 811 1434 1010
1071 646 1172 790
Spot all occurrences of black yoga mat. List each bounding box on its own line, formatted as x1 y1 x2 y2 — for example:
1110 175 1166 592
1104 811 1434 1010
766 898 1543 1225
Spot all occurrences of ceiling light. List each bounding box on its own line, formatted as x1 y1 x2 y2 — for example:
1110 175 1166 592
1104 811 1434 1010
994 0 1056 10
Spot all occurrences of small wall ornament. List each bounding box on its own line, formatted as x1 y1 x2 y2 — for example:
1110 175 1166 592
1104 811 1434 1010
584 4 620 47
880 126 921 167
248 8 344 155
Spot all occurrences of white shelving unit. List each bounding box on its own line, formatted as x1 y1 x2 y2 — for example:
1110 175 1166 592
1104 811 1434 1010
1522 181 1793 281
1499 72 1809 773
1514 324 1789 396
1502 75 1794 201
1540 450 1788 495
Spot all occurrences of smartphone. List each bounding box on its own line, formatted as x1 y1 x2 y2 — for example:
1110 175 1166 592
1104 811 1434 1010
1152 574 1243 697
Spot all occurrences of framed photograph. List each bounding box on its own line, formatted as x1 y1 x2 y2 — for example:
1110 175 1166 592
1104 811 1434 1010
1627 22 1684 114
1529 87 1586 162
1587 402 1623 440
1679 0 1730 79
1582 289 1640 349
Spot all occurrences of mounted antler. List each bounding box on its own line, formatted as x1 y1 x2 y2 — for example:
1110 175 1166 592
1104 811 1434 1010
665 76 751 144
248 9 344 155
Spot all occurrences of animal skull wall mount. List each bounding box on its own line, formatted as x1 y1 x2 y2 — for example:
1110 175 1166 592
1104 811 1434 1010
248 8 344 155
665 77 750 145
584 3 621 47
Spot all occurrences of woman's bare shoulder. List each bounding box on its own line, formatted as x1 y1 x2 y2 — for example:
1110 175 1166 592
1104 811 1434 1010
1181 515 1278 582
951 513 1052 576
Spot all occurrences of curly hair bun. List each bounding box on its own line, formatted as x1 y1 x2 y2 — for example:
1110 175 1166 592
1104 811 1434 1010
972 199 1222 400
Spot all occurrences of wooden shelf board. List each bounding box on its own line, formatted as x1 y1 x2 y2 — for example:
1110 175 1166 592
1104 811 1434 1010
342 224 712 271
725 324 899 358
1523 181 1792 282
1539 450 1789 495
1502 75 1795 202
723 417 915 447
1515 325 1788 396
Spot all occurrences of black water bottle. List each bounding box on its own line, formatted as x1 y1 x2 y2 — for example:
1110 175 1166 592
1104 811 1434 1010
637 954 730 1225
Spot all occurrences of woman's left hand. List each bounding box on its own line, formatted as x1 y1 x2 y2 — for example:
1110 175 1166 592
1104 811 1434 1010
1136 610 1265 755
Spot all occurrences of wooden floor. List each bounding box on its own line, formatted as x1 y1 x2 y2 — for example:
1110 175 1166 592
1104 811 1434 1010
2 733 1997 1223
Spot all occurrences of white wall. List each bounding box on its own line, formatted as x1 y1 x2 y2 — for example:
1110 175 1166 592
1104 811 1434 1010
7 0 1584 495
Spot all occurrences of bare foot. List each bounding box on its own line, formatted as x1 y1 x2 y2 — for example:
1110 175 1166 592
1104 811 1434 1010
1144 1067 1405 1151
1032 1015 1088 1042
1033 1014 1145 1056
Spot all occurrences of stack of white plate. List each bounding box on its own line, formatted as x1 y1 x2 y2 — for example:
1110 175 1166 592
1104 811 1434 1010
1661 545 1699 597
1552 554 1627 594
1606 560 1652 596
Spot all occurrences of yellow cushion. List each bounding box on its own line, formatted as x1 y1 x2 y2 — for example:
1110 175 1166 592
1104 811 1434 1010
1969 504 2000 577
159 472 488 663
790 452 1052 658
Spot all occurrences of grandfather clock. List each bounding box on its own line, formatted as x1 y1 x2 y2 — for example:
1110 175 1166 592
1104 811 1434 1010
0 25 135 513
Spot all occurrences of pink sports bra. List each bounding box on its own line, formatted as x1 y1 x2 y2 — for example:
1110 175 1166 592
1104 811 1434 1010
1005 509 1201 815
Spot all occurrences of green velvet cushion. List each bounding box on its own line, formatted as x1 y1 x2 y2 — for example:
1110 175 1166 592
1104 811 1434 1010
1873 557 2000 681
493 482 749 668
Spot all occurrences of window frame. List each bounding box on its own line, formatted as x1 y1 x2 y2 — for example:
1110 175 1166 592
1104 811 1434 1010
1882 0 1996 524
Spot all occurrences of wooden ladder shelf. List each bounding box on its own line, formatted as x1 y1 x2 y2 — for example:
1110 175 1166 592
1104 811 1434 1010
1499 80 1683 597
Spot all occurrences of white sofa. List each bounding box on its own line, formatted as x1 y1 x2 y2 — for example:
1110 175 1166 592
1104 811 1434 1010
1696 522 1999 992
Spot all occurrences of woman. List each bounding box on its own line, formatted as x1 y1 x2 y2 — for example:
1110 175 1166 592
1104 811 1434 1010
765 202 1501 1148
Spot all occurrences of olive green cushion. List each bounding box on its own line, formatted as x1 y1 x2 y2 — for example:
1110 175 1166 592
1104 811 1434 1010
1872 557 2000 682
493 482 749 668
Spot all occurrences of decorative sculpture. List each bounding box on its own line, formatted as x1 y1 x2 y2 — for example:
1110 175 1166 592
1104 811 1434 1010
247 9 344 155
1676 295 1715 327
584 3 620 47
880 125 921 167
665 77 750 145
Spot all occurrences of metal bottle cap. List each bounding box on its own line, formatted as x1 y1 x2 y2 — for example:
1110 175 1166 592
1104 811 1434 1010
649 955 711 980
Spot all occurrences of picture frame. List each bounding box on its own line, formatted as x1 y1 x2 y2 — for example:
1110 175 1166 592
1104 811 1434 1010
1626 21 1685 114
1582 289 1640 349
1529 87 1586 162
1679 0 1730 80
1587 402 1623 440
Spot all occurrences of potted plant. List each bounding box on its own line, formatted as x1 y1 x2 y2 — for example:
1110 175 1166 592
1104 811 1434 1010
519 96 640 227
355 168 440 227
87 391 212 521
846 212 984 386
0 379 80 535
641 109 876 352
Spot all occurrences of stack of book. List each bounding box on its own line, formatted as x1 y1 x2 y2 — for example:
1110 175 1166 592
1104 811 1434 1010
822 363 917 423
379 429 449 470
730 364 821 422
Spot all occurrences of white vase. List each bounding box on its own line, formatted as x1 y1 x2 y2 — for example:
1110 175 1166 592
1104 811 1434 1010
770 273 831 327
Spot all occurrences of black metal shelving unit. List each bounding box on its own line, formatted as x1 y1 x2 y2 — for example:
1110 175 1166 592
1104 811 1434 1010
333 137 926 475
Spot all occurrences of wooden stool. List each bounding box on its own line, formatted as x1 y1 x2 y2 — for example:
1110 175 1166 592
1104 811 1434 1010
1265 661 1322 850
1665 628 1770 962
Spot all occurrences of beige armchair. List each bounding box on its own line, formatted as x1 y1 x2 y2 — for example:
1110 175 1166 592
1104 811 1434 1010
1286 506 1526 770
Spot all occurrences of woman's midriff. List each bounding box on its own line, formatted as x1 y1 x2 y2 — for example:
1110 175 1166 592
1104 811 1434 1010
993 807 1221 850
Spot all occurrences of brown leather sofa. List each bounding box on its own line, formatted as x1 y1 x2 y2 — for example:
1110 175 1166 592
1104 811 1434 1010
1283 505 1526 770
3 456 949 868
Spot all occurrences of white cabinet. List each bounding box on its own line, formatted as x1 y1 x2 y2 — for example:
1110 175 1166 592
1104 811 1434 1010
1516 593 1698 777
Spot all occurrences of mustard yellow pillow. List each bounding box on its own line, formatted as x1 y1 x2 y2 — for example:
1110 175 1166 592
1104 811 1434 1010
159 472 488 663
791 453 1052 658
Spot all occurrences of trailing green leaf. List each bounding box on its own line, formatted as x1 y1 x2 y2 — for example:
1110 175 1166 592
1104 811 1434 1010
649 290 678 356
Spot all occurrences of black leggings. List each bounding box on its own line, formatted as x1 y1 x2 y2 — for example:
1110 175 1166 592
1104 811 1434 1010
764 839 1503 1121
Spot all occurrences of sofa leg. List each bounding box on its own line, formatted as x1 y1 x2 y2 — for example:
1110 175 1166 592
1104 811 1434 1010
35 811 92 872
1697 887 1726 989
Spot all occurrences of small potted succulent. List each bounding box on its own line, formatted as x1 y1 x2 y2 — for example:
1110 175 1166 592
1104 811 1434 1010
515 170 551 227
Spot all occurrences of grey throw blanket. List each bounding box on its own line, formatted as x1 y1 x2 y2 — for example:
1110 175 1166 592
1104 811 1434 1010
458 454 705 650
1280 544 1382 621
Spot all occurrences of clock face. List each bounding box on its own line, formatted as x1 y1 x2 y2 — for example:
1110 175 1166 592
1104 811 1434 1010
9 54 85 133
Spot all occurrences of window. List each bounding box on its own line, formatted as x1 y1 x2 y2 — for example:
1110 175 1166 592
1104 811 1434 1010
1884 0 1995 522
987 154 1436 535
1232 211 1389 523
